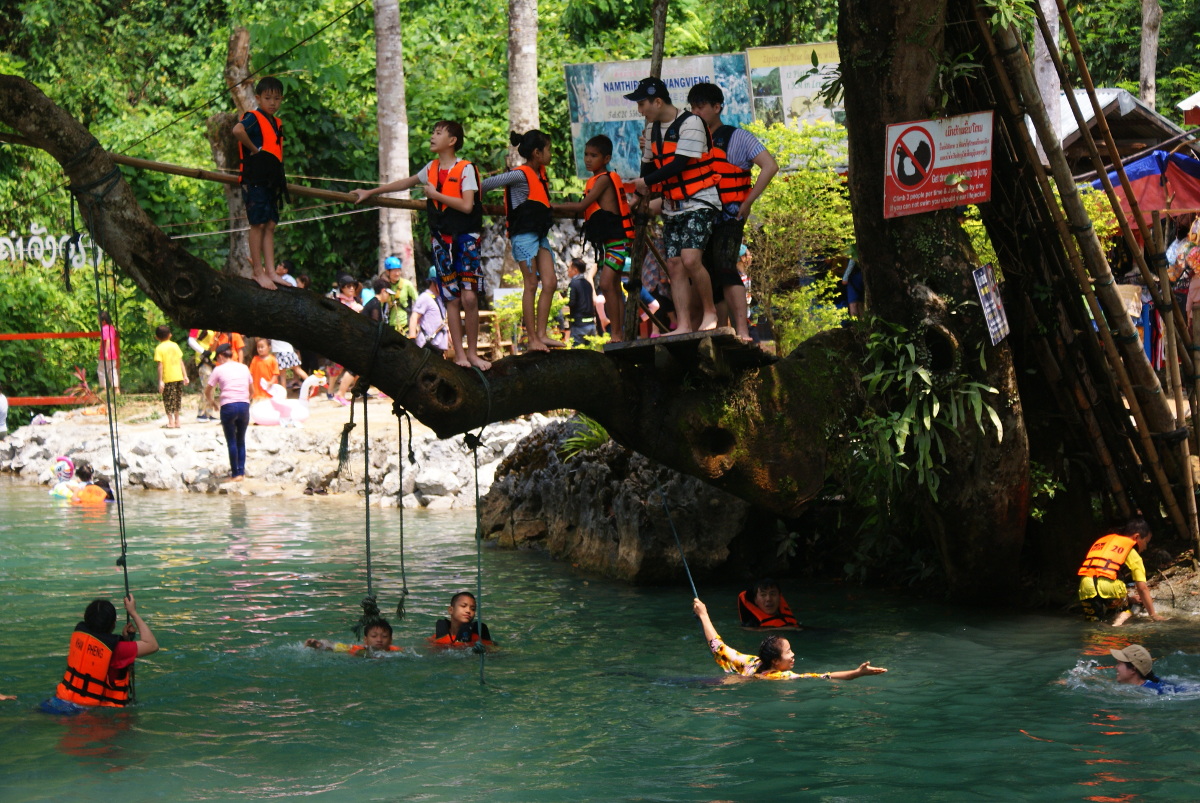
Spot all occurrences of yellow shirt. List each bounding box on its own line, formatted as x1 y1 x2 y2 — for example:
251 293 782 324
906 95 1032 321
154 340 186 383
1078 548 1145 600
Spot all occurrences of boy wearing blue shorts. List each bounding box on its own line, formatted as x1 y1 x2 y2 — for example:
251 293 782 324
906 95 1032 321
232 76 287 290
352 121 491 370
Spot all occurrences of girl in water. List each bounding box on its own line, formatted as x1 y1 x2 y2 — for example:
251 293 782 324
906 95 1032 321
693 598 885 680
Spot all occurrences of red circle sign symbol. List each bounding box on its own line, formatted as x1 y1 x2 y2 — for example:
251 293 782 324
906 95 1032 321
890 126 935 191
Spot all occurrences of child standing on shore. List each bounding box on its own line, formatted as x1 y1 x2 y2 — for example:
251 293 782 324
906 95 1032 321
482 130 561 351
351 121 491 370
248 338 279 400
97 311 120 395
561 134 634 342
153 325 188 428
232 76 286 290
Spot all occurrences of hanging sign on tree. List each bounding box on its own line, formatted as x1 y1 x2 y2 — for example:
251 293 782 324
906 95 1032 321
883 111 994 219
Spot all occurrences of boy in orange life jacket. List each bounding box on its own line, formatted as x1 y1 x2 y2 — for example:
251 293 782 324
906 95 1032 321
305 618 402 656
1077 517 1165 626
559 134 634 342
232 76 286 291
686 82 779 342
623 76 721 335
430 591 494 647
42 594 158 714
350 121 492 371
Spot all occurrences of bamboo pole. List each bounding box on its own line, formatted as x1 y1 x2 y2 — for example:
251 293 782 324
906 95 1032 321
1034 1 1194 378
974 7 1187 537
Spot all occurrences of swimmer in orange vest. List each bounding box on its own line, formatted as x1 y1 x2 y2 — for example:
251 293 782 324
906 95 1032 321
305 618 402 657
430 591 494 648
737 578 799 629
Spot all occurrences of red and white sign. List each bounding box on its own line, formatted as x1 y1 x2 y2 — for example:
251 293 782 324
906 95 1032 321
883 111 994 219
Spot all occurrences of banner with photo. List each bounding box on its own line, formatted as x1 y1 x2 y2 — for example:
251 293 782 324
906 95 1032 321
564 53 752 179
746 42 842 128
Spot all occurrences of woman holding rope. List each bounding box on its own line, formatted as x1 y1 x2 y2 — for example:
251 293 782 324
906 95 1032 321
692 598 886 681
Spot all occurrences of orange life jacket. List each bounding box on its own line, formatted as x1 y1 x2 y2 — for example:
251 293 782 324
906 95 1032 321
238 109 284 184
504 164 552 238
426 159 484 236
710 124 752 207
70 484 110 505
346 644 402 656
737 590 798 628
583 171 635 242
55 626 131 707
1078 534 1138 580
430 619 494 647
650 110 719 202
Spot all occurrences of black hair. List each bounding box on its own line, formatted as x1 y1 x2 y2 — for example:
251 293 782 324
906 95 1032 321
751 577 780 596
214 343 233 358
363 618 393 638
99 310 112 325
686 82 725 107
1123 517 1151 539
94 477 115 499
585 134 613 157
155 325 171 340
1121 661 1162 684
450 591 476 607
569 258 586 272
83 599 117 633
434 120 465 151
297 274 311 288
755 634 787 674
371 277 391 294
279 259 294 274
75 462 94 482
255 76 284 96
510 129 551 160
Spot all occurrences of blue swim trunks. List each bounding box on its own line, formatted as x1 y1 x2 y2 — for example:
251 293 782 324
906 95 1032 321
39 696 88 715
242 185 279 226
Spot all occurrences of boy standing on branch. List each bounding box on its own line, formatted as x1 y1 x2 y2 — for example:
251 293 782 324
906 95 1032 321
624 77 721 335
686 82 779 341
231 77 287 291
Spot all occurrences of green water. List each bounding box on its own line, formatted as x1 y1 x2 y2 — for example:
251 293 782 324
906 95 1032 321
2 480 1200 801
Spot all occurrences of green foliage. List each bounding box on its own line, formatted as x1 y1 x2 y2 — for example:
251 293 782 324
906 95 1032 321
1028 460 1064 522
491 289 569 346
709 0 834 51
770 272 848 355
559 413 610 460
1068 0 1200 123
851 320 1003 504
980 0 1035 34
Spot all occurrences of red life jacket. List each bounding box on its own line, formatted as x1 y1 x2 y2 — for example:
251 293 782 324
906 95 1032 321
426 159 484 236
583 171 635 243
504 164 553 238
737 590 798 628
650 110 719 202
1078 534 1138 580
238 109 283 184
710 124 752 207
55 626 131 707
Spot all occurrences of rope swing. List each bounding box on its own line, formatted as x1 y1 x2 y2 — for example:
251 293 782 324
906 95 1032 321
465 367 493 684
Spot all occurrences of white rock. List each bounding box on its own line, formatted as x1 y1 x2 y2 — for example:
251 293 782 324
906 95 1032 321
415 465 463 496
423 495 455 510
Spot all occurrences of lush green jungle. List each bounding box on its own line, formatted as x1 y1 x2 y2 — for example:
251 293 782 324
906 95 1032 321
0 0 1196 407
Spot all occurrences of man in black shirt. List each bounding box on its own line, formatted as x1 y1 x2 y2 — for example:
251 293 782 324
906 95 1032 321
566 258 598 345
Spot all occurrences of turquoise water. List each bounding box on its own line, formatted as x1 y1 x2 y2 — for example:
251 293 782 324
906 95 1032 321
2 479 1200 801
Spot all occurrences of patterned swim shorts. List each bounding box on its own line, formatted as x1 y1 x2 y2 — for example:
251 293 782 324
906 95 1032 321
430 232 483 303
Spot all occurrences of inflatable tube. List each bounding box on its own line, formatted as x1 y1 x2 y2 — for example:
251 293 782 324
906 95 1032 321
249 398 281 426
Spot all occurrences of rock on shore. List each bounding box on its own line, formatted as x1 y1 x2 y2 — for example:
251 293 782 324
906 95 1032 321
479 419 783 583
1 401 550 508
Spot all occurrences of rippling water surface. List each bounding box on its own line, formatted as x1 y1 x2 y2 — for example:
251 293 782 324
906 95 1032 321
3 479 1200 801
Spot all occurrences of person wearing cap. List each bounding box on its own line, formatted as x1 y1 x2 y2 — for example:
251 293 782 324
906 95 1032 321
205 342 254 481
1077 518 1165 626
382 255 418 333
686 82 778 341
1110 645 1186 694
623 76 721 335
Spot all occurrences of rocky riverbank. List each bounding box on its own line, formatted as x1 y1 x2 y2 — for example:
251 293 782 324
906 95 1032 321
0 395 550 508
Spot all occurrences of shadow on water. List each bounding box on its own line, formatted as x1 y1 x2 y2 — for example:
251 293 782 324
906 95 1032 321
3 479 1200 800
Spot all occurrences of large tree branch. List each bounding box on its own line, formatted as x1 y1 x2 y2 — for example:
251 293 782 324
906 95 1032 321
0 74 864 517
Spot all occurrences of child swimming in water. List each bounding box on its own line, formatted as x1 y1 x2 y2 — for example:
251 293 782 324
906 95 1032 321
305 618 402 656
430 592 494 647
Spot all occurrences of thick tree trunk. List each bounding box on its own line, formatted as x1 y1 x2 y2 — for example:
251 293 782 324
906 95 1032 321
207 28 255 278
374 0 415 279
1140 0 1162 109
506 0 539 167
839 0 1030 599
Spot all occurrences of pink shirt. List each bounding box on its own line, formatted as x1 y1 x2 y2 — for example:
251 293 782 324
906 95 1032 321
100 323 119 360
207 360 252 407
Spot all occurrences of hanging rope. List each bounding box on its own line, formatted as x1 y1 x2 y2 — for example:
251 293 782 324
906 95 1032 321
394 409 416 621
70 171 136 700
465 366 494 684
650 490 699 600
